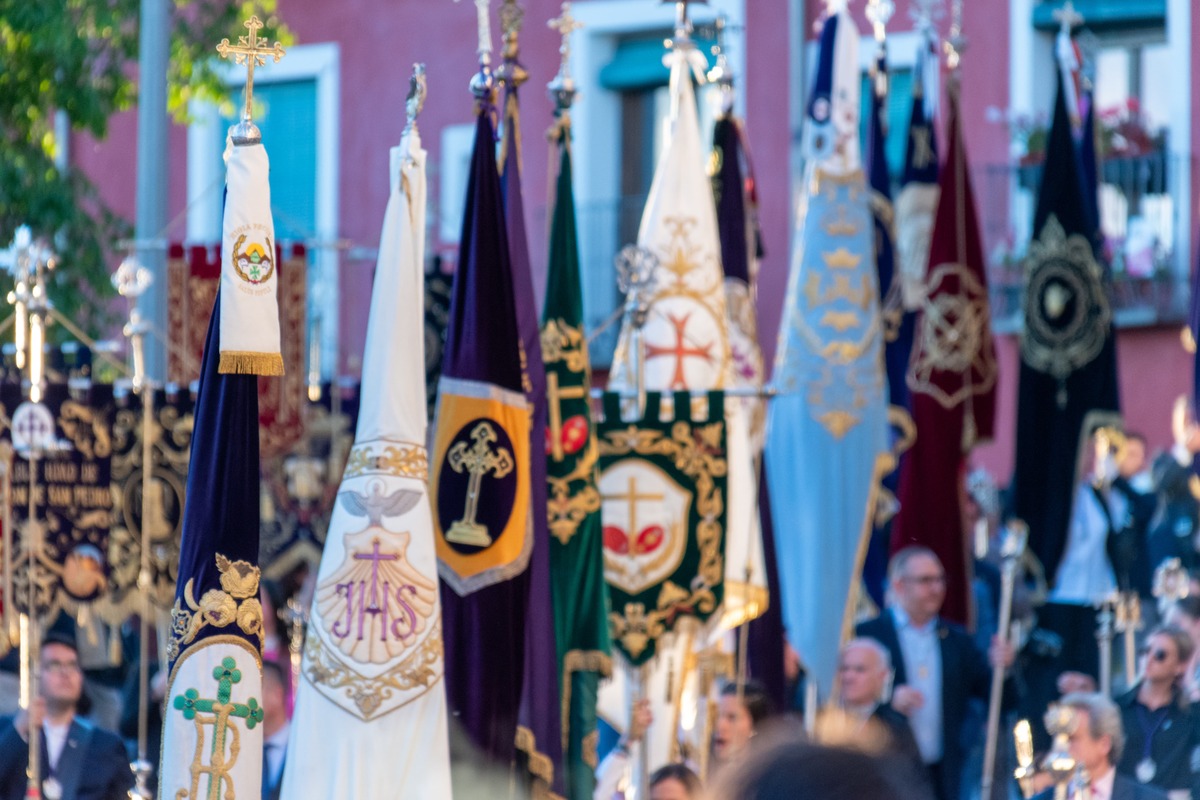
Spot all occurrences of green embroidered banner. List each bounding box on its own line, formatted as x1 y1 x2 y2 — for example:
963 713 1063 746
597 390 727 666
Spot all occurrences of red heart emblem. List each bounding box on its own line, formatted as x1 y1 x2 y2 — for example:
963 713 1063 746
635 525 665 555
603 526 629 555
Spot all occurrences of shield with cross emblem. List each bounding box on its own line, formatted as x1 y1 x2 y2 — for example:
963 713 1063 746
597 391 728 666
432 377 532 595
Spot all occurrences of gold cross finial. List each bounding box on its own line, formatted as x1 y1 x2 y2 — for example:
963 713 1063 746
547 3 583 114
943 0 966 72
216 16 286 144
549 3 582 77
1053 1 1084 33
496 0 528 88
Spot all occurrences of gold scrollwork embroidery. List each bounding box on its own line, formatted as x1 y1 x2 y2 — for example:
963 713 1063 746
168 555 263 662
540 320 588 373
599 420 726 660
304 618 443 720
1020 215 1112 382
343 441 429 481
907 263 998 410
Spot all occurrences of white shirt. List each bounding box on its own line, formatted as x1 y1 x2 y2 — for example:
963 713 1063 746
1051 482 1124 605
1087 765 1115 800
42 721 70 771
892 606 943 763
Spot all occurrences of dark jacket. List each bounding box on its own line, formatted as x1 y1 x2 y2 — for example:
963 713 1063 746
872 703 926 776
1033 772 1168 800
0 715 133 800
1115 687 1200 798
857 609 1016 800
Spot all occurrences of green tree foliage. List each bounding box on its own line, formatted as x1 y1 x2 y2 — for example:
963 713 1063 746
0 1 291 339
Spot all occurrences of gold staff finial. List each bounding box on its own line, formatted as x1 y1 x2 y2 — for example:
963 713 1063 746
943 0 966 73
216 16 286 144
496 0 529 88
548 3 583 115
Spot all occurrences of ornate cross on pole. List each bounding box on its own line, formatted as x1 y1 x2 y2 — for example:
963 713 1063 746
602 476 664 555
354 537 399 614
216 16 286 144
496 0 528 88
644 312 715 390
1052 1 1084 32
171 656 264 800
546 372 587 462
446 422 515 546
547 3 583 114
944 0 967 73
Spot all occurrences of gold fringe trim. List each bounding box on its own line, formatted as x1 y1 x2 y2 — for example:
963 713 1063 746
560 649 614 751
218 351 285 376
515 724 557 792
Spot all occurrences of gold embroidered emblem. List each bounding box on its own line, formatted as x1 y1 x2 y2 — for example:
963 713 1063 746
230 234 275 285
304 618 443 719
1020 215 1111 384
316 482 437 664
599 420 725 660
343 440 428 481
907 263 998 409
168 555 263 662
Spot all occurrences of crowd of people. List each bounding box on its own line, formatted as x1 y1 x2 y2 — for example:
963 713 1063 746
5 426 1200 799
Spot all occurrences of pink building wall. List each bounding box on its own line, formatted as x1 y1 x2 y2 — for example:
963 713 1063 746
67 1 1195 490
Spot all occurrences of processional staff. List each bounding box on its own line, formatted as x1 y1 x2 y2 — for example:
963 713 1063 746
3 226 61 800
113 256 156 800
981 520 1028 799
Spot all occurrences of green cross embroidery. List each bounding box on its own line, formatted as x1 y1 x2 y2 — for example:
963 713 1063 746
172 656 264 800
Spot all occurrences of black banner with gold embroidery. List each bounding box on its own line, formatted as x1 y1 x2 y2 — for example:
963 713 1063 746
99 387 195 622
1013 67 1119 582
598 391 727 666
4 383 114 623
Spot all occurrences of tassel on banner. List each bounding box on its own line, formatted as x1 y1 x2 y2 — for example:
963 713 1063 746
218 351 285 376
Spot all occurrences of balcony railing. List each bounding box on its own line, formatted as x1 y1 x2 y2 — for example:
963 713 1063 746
976 150 1189 333
571 150 1190 369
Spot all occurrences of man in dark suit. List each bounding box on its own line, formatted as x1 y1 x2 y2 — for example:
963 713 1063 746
0 631 133 800
836 638 924 775
856 546 1015 800
261 660 290 800
1034 693 1167 800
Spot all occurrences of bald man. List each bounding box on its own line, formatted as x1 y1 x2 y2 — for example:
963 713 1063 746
837 638 923 772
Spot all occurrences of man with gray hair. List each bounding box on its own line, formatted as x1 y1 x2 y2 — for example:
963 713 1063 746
836 638 923 774
1034 693 1167 800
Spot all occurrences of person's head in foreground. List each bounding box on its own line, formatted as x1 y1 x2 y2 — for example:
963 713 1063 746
707 735 933 800
649 763 701 800
713 680 772 763
1058 692 1123 778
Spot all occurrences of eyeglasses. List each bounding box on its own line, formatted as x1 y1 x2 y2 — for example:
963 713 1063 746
1138 647 1171 663
42 659 81 675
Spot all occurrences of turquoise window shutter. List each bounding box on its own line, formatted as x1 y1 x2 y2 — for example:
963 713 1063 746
858 68 914 184
599 35 718 92
217 79 319 242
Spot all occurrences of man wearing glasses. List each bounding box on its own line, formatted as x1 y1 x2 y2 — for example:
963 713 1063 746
0 631 132 800
857 546 1016 800
1114 625 1200 800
